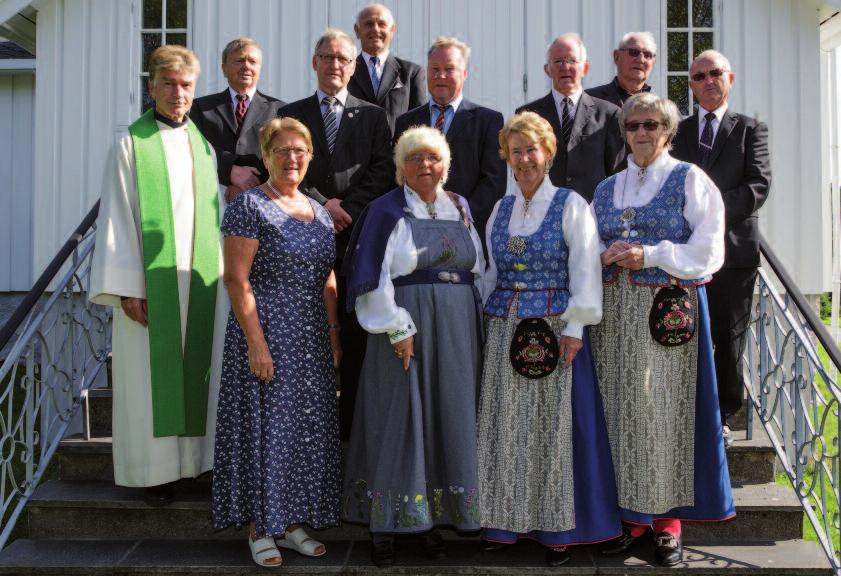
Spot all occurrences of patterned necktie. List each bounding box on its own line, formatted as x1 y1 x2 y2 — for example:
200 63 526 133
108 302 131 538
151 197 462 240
322 96 338 154
235 93 248 129
699 111 716 167
370 56 380 96
560 97 573 145
434 104 449 132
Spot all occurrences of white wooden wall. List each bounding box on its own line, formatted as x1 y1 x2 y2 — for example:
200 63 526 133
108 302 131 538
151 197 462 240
21 0 828 293
0 71 33 291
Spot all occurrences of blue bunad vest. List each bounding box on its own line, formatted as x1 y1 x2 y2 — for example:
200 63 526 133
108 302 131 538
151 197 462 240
592 162 708 288
485 188 571 318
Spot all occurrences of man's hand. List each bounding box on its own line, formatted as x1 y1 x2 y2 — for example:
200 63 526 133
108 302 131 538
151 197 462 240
230 165 261 190
121 297 148 327
324 198 353 232
224 185 244 203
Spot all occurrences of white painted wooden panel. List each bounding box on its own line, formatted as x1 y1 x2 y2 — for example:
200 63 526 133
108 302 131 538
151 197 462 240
0 72 33 291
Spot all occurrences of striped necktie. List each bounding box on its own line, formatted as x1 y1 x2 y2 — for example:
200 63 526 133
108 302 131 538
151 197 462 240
370 56 380 96
235 93 248 129
322 96 338 154
699 112 716 167
560 97 573 145
434 104 449 132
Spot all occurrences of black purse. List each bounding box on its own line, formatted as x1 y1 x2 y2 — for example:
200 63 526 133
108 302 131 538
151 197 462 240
509 318 560 379
648 285 696 347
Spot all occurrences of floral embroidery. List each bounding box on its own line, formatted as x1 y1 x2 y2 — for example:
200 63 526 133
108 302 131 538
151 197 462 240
345 481 477 530
435 234 457 265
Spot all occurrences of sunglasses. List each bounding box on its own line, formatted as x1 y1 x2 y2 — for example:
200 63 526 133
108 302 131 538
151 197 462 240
620 47 656 60
625 120 662 132
690 68 728 82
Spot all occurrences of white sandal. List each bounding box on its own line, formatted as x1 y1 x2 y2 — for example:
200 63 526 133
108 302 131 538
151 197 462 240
249 535 283 567
276 528 326 557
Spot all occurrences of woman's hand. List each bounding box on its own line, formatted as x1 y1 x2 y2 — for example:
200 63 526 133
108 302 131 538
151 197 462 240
330 328 342 369
600 240 631 266
248 338 274 382
559 336 583 369
610 244 645 270
392 335 414 371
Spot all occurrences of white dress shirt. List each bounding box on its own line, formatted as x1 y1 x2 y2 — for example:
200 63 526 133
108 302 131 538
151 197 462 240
362 50 388 80
551 87 582 125
483 176 603 339
316 88 349 130
697 102 728 143
227 86 258 115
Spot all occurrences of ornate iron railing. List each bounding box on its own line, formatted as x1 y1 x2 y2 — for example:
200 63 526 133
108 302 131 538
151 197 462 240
0 201 109 549
744 235 841 574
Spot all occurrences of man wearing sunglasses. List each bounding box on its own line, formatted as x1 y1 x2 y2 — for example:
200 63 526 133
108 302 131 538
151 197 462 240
672 49 771 449
586 32 656 108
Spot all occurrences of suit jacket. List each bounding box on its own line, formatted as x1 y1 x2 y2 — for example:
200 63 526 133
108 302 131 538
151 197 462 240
279 93 394 254
585 76 651 109
190 89 285 185
672 109 771 268
517 92 625 202
393 99 506 240
348 53 426 135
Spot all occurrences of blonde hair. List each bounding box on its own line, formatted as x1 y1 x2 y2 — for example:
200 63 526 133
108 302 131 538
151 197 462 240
147 45 200 84
259 117 314 158
393 126 452 187
428 36 471 65
222 37 261 64
619 92 681 146
498 111 557 166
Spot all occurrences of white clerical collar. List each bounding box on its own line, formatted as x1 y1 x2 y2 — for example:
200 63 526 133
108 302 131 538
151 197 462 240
316 88 349 106
429 93 463 113
698 102 728 123
362 50 389 67
515 176 555 203
551 86 583 108
228 85 258 106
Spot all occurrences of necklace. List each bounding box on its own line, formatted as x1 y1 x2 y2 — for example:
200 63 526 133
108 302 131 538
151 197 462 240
618 171 638 239
425 201 437 219
636 165 648 184
507 193 534 256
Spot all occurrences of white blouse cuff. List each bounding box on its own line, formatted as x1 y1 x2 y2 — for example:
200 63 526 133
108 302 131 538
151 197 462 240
388 320 417 344
561 321 584 340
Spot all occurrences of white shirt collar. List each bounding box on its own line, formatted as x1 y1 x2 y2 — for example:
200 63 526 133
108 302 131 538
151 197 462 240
362 50 389 67
551 86 583 108
429 93 463 113
513 176 555 203
627 149 673 173
228 85 258 107
698 102 728 124
316 87 349 107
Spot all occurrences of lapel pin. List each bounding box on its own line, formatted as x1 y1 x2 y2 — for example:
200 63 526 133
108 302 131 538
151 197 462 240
348 112 355 118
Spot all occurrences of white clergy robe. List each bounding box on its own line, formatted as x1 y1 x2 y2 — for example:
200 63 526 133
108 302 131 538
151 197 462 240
89 120 229 487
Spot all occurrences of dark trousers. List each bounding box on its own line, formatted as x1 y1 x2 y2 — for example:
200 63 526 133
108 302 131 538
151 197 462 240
337 272 367 439
705 266 758 422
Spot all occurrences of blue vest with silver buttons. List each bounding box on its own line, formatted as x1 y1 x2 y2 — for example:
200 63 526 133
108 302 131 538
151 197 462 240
592 162 707 287
485 188 570 318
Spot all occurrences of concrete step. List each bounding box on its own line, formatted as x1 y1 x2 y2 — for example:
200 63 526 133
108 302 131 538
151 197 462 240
57 437 113 482
24 480 803 544
0 537 831 575
86 387 112 437
726 419 777 486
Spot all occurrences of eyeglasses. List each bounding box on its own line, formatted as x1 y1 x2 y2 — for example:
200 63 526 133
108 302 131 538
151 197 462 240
619 47 656 60
405 153 442 164
316 53 354 67
690 68 728 82
624 120 662 132
272 146 309 158
550 57 581 67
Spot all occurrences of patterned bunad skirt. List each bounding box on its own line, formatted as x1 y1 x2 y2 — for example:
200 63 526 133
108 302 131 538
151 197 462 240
590 270 735 525
478 297 623 547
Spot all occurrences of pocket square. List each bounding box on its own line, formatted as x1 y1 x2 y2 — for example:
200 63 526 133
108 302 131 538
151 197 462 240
391 80 405 90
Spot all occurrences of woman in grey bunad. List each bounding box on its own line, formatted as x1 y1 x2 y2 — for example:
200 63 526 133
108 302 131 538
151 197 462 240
591 92 734 567
478 111 622 568
341 126 485 567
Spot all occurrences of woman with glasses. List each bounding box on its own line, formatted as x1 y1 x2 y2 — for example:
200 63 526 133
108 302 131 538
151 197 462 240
342 126 485 567
478 111 621 567
212 117 342 568
590 92 733 566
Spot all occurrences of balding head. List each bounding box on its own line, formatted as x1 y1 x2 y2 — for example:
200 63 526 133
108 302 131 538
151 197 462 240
613 31 657 94
354 4 396 56
689 49 735 111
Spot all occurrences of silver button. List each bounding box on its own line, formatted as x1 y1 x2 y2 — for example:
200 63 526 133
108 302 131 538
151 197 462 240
514 281 527 291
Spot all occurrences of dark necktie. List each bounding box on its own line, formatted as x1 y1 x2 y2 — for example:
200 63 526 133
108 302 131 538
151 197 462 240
560 97 573 145
699 111 716 167
370 56 380 96
322 96 338 154
434 104 449 132
235 94 248 129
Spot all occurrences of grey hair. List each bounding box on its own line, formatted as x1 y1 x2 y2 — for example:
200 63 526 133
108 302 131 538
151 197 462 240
692 49 732 72
619 92 680 147
546 33 587 64
356 3 394 26
428 36 471 65
313 28 358 59
221 37 261 64
618 31 657 53
393 126 452 187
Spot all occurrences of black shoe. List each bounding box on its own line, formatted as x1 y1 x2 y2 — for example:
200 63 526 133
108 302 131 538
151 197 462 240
600 527 641 556
371 538 394 568
421 531 448 561
545 547 571 567
143 482 175 507
482 540 509 553
654 532 683 566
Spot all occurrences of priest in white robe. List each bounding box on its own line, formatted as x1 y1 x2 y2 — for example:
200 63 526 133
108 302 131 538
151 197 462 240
89 45 229 505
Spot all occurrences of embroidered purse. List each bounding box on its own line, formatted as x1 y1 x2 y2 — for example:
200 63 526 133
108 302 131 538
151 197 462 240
509 318 559 379
648 285 696 347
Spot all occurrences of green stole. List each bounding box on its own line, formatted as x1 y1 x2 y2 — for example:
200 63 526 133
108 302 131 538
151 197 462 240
129 109 219 438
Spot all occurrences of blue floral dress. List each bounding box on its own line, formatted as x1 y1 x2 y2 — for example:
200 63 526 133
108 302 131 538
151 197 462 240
212 187 341 537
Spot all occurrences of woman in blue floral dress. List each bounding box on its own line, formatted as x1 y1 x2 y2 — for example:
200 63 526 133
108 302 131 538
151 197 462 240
213 118 342 568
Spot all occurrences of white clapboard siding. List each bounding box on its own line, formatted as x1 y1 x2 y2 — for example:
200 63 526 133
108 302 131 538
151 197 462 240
0 71 33 291
25 0 827 294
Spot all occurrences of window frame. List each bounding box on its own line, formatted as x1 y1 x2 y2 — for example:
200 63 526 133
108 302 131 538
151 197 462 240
136 0 192 114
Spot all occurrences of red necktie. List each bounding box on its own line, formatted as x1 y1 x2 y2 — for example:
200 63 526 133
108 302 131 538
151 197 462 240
434 104 448 132
236 94 248 129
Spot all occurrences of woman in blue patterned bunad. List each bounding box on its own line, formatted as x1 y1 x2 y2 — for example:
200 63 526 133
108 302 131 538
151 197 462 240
213 117 342 568
342 126 485 568
591 92 734 567
478 111 622 567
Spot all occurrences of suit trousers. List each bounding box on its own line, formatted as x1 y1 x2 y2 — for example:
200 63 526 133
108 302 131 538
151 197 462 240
705 266 758 421
337 271 367 440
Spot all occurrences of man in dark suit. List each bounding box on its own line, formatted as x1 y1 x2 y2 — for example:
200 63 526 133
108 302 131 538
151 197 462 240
348 3 426 134
517 33 625 202
394 36 505 242
190 37 284 202
279 28 393 439
672 50 771 447
586 32 656 108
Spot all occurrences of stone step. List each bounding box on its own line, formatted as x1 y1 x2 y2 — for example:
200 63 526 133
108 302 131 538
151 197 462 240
57 437 113 482
86 387 112 438
727 418 778 486
24 480 803 544
0 537 831 575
